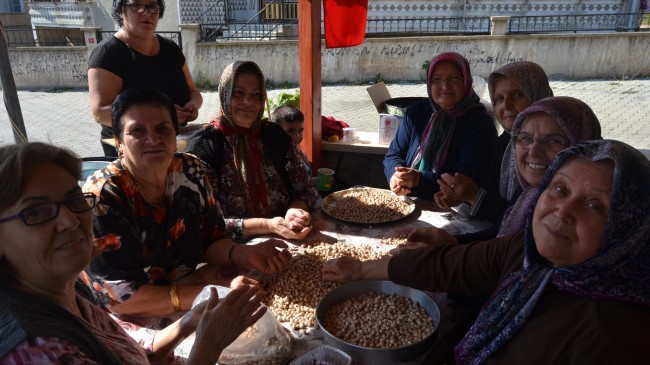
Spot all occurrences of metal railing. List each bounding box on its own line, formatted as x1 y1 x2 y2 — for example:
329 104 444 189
5 28 85 47
199 21 297 41
97 31 183 50
366 16 491 36
261 0 298 21
509 13 649 33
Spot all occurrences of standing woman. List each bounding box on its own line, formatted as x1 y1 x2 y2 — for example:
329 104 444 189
186 61 319 242
88 0 202 156
435 61 554 223
383 52 497 198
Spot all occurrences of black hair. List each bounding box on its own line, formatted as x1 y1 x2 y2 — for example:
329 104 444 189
271 105 304 125
111 88 179 142
112 0 165 27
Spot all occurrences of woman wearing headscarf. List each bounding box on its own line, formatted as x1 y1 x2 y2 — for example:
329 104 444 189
496 96 602 237
434 61 553 223
383 52 497 199
324 139 650 364
186 61 319 242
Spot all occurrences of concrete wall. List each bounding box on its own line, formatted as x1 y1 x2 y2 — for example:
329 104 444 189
4 31 650 90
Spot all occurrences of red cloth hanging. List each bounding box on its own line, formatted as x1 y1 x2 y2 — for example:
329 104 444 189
323 0 369 48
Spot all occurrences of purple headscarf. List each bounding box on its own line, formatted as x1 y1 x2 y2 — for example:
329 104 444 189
498 96 602 237
411 52 485 173
456 139 650 364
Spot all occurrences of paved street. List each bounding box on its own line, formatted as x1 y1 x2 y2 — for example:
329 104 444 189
1 78 649 158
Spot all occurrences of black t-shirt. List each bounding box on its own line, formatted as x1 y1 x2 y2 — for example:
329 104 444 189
88 35 191 138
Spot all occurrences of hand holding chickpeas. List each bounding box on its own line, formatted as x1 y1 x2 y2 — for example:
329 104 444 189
390 227 457 255
241 239 292 275
284 208 312 231
390 166 421 196
268 216 312 240
322 256 364 283
435 173 480 207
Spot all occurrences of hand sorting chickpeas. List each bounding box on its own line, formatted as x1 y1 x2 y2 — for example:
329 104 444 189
261 242 385 330
322 188 414 224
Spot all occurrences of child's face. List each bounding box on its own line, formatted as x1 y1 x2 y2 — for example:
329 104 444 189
282 121 304 145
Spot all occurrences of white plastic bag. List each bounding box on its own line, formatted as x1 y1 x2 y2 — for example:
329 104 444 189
178 285 294 365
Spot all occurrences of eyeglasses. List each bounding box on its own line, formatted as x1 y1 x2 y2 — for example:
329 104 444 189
514 133 569 150
0 193 96 226
430 75 463 86
124 2 160 14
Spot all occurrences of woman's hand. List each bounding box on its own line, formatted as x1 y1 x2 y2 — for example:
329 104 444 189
284 208 312 231
436 173 480 205
390 166 421 196
175 102 199 126
244 239 292 275
230 275 259 289
267 217 312 240
322 256 363 283
390 227 457 254
188 285 266 364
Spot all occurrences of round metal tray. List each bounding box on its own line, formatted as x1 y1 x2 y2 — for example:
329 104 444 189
320 187 416 225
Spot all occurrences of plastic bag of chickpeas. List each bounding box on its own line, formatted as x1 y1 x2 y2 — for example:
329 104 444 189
180 285 294 365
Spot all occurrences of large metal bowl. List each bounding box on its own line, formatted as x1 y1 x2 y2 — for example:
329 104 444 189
316 280 441 365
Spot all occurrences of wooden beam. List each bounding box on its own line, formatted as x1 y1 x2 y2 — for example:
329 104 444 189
0 19 28 144
298 0 322 172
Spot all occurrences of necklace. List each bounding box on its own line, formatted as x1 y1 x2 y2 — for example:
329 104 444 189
121 159 168 206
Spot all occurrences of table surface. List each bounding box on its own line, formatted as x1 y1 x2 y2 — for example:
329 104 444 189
321 131 389 155
252 192 494 364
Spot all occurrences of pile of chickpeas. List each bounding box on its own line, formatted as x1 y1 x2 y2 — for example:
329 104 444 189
262 242 385 330
322 188 413 224
322 293 434 349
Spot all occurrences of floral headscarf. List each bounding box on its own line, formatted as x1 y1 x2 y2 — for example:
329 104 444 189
209 61 270 216
498 96 602 237
411 52 484 173
456 140 650 365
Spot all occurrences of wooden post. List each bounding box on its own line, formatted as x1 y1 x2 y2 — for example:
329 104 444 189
0 19 28 144
298 0 322 172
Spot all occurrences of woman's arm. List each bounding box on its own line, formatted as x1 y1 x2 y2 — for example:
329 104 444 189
88 68 123 128
176 64 203 124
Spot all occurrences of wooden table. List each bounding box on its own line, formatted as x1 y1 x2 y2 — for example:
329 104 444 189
258 196 494 364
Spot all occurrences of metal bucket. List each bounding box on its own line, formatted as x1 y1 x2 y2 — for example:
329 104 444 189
385 97 428 117
316 280 441 365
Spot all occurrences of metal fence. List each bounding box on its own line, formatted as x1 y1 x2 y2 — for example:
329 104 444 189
5 28 85 47
199 21 298 41
366 16 491 36
509 13 649 33
97 31 183 50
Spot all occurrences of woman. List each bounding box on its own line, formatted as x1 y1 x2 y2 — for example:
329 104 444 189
324 139 650 364
185 61 319 242
0 142 266 364
383 52 497 199
82 88 290 330
496 96 601 237
434 61 554 223
88 0 202 156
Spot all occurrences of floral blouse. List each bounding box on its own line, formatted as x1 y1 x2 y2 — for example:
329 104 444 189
81 153 227 311
0 293 180 365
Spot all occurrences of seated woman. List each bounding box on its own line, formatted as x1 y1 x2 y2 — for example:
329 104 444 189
324 139 650 363
82 88 290 329
0 142 265 364
186 61 319 241
402 96 603 247
383 52 497 199
434 61 554 224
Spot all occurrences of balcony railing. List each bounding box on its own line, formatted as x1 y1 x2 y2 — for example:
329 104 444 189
366 16 491 36
509 13 648 33
261 0 298 21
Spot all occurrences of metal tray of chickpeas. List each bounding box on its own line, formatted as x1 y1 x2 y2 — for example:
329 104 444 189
320 187 416 225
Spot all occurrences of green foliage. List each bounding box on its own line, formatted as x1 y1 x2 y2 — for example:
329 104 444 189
195 76 216 91
422 59 431 71
269 89 300 111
